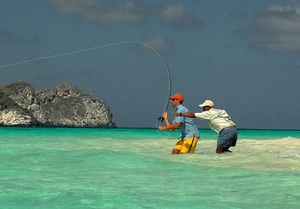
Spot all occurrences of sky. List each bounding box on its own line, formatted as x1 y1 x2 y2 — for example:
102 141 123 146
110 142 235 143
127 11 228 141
0 0 299 129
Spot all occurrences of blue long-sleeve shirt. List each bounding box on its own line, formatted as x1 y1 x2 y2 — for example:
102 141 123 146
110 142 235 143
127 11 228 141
173 104 199 139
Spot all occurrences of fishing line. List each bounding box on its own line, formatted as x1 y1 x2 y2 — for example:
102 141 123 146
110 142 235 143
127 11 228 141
0 40 172 125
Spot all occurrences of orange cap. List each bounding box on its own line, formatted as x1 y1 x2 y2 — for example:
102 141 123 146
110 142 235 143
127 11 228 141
169 93 184 102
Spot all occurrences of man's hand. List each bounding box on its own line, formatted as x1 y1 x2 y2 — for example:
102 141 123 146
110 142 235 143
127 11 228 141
174 112 180 117
162 111 168 119
158 126 166 131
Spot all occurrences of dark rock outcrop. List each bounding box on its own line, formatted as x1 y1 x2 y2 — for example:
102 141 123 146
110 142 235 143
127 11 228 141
0 81 116 127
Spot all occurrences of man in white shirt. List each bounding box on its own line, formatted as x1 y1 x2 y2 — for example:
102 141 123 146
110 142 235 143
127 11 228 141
175 100 238 154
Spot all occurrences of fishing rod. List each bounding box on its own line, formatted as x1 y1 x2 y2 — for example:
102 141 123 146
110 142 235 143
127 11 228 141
0 40 172 123
125 41 172 123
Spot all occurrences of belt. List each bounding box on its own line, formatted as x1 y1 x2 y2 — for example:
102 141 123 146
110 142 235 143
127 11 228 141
219 126 236 134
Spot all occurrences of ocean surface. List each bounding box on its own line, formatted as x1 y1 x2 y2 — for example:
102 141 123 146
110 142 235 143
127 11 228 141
0 127 300 209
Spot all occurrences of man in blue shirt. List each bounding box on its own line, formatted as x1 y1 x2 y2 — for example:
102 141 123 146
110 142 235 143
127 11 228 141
158 93 199 154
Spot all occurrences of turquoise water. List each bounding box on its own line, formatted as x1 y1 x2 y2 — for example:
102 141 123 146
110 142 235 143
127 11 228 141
0 127 300 209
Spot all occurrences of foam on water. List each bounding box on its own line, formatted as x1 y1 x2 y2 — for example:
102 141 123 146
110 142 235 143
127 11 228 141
84 137 300 172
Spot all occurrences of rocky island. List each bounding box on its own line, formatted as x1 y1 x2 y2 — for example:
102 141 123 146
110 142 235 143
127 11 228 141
0 81 116 127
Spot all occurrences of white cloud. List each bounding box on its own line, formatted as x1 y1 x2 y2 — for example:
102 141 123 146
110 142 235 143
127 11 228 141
159 4 202 30
47 0 147 25
47 0 202 31
143 35 171 53
247 4 300 52
161 4 185 21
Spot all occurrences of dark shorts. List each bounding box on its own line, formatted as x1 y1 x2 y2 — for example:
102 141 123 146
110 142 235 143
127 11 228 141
217 127 238 148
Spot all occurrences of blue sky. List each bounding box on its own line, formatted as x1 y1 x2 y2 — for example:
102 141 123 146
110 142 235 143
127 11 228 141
0 0 299 129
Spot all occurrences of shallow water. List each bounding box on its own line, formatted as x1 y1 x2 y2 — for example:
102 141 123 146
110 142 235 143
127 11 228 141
0 128 300 208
